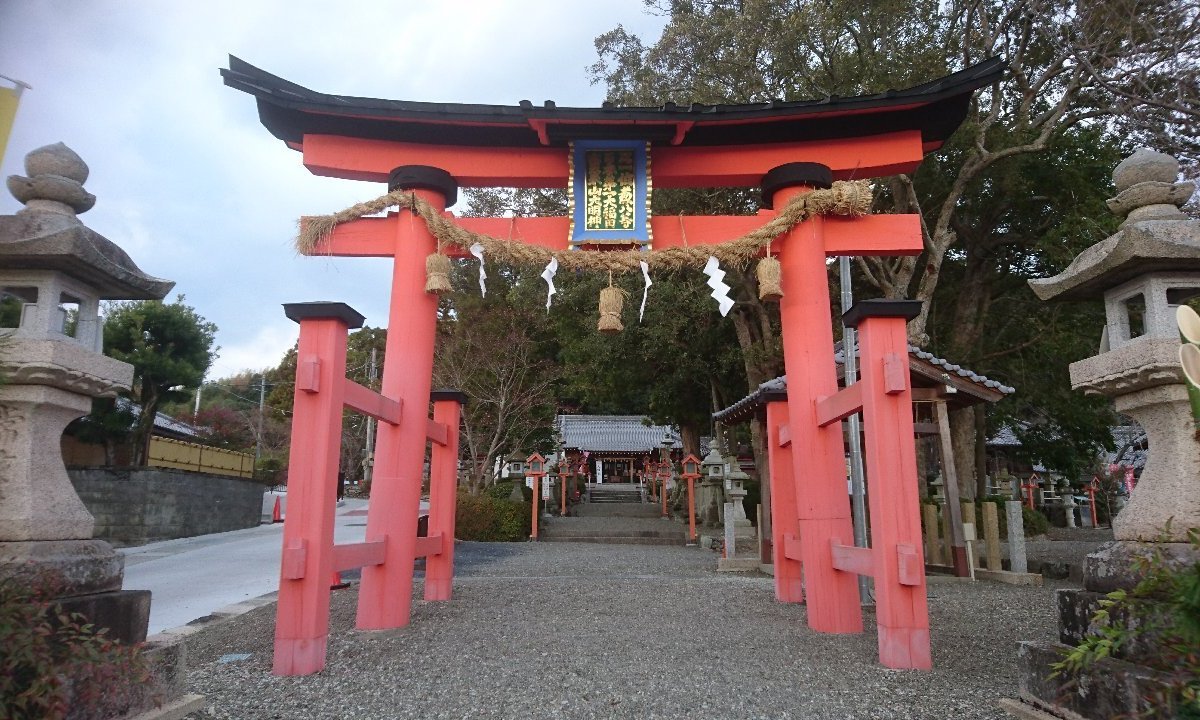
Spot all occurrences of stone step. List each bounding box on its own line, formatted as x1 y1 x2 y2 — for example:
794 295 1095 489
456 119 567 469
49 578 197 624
539 535 685 546
546 528 681 539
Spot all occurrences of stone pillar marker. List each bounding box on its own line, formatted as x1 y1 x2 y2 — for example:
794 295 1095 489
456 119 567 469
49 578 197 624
1011 148 1200 718
0 143 172 643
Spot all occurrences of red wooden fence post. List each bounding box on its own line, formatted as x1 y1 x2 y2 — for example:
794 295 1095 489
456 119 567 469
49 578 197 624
273 302 364 676
425 390 465 601
357 168 454 631
771 163 862 633
847 300 931 670
766 398 803 603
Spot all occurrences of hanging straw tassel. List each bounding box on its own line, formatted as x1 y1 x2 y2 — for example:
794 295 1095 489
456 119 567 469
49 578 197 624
425 252 452 293
598 273 626 334
757 256 783 302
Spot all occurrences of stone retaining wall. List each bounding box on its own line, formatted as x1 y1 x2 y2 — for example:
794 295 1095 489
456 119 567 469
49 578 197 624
68 467 265 546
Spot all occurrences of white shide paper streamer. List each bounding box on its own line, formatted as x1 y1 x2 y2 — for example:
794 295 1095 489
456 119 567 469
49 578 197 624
469 242 487 297
541 256 559 311
639 261 652 322
702 255 735 317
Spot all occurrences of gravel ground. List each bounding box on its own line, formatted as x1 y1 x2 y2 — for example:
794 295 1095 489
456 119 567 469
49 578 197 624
182 541 1066 720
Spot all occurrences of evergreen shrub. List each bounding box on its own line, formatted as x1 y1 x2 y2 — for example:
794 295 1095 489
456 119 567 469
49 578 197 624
0 573 154 720
456 491 531 542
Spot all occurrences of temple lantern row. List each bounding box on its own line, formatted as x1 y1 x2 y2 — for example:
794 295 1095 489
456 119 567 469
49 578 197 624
223 55 1004 675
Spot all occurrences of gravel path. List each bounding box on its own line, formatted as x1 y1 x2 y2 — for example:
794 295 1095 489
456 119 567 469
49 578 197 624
182 541 1064 719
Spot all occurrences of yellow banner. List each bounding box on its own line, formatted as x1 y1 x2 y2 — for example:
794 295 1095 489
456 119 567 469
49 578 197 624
0 85 21 167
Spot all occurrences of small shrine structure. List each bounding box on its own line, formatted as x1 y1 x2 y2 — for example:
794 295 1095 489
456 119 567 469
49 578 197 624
224 55 1004 675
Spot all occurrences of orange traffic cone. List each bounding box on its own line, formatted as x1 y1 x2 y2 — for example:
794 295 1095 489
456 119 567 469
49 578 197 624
330 570 349 590
271 496 283 523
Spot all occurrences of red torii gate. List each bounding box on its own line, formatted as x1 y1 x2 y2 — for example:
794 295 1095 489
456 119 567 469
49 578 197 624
224 55 1003 675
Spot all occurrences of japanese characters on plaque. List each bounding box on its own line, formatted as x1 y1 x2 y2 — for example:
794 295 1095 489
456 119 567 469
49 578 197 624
568 140 652 248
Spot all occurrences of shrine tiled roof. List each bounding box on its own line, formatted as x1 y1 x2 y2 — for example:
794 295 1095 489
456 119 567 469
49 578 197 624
557 415 681 454
221 55 1005 151
713 344 1015 424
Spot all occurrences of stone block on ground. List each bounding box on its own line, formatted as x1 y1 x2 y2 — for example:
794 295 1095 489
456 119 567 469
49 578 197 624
56 588 151 645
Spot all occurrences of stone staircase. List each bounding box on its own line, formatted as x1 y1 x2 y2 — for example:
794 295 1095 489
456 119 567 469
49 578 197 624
541 493 686 545
586 483 643 504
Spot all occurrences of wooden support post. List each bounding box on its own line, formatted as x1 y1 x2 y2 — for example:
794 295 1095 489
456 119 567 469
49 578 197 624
850 301 931 670
687 476 697 543
530 473 541 540
774 177 861 633
766 400 802 603
981 502 1002 571
922 504 943 565
425 391 464 601
357 180 447 632
933 400 969 577
273 303 361 676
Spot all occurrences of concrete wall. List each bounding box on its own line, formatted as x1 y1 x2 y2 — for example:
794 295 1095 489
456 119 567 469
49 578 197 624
68 467 265 547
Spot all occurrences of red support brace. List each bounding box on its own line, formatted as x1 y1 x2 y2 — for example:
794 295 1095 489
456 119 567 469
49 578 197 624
425 391 464 601
766 400 803 603
273 306 356 676
853 305 931 670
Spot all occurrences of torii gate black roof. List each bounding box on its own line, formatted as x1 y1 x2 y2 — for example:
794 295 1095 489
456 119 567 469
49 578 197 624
221 55 1005 150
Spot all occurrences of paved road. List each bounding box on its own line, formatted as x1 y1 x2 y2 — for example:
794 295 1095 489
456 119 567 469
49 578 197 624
122 499 376 634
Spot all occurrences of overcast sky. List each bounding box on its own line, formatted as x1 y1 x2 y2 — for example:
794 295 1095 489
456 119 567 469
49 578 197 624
0 1 667 379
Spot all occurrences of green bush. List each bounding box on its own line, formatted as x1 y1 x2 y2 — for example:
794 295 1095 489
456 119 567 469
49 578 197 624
0 573 154 720
1023 506 1051 536
456 491 531 542
486 481 533 503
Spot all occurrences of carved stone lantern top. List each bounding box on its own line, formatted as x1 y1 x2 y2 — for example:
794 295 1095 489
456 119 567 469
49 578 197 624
2 142 174 302
1029 148 1197 304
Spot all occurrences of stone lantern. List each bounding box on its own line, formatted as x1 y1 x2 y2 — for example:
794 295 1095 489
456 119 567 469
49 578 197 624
1030 147 1199 542
698 448 725 528
0 143 172 641
1017 148 1199 718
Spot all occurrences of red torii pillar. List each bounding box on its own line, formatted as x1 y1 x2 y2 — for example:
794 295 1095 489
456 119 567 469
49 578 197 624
771 163 864 635
357 168 456 632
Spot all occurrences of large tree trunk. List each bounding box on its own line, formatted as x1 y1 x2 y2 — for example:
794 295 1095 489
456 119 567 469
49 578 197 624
949 404 977 502
679 424 702 457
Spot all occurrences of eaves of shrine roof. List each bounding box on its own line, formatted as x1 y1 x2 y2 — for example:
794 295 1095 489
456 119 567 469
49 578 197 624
712 344 1015 426
556 414 681 454
221 55 1005 151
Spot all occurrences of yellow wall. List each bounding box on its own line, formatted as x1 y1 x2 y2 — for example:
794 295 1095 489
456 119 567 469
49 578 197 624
147 436 254 478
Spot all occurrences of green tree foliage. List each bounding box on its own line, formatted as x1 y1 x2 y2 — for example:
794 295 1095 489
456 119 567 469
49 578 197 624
100 297 217 465
590 0 1198 482
435 263 561 493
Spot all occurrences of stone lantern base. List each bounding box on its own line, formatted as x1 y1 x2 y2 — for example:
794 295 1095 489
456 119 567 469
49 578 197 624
1011 540 1198 718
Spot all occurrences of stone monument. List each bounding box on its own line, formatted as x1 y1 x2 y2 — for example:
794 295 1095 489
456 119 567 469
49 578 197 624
1010 148 1200 718
0 143 198 714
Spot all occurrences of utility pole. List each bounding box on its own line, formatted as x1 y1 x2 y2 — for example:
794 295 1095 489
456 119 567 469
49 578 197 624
193 383 202 424
362 347 378 487
840 256 871 605
255 374 266 468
